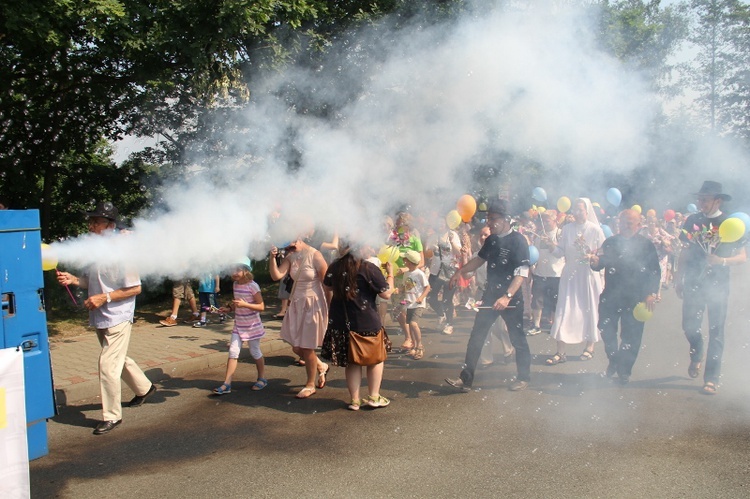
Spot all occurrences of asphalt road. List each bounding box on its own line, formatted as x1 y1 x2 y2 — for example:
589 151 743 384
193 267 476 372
30 273 750 498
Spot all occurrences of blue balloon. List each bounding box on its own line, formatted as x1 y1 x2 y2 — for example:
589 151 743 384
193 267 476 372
601 224 613 238
687 203 698 214
729 212 750 232
606 187 622 207
532 187 547 202
528 245 540 265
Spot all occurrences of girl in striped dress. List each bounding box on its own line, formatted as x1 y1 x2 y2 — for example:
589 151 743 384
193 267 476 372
212 258 267 394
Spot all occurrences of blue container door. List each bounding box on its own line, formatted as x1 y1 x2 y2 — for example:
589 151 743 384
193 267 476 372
0 210 56 459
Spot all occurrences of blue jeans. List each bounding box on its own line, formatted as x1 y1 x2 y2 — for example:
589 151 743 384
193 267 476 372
428 274 456 324
459 300 531 386
682 281 728 385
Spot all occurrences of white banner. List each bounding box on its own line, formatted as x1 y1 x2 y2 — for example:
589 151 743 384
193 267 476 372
0 348 29 499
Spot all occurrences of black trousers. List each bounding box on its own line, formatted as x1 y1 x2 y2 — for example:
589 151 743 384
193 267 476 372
459 300 531 386
598 296 645 378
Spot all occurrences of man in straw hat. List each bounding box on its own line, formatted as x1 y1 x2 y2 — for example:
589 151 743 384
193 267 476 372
675 181 746 395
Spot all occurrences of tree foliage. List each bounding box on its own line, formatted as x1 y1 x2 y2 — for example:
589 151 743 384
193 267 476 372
679 0 750 138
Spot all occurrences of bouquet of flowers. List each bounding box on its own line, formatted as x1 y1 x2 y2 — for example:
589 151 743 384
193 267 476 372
682 223 720 254
389 227 411 247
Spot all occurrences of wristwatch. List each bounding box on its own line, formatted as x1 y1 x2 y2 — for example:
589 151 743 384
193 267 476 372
506 291 513 299
106 292 112 303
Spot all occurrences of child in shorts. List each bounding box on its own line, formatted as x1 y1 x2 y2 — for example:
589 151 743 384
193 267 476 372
400 250 430 360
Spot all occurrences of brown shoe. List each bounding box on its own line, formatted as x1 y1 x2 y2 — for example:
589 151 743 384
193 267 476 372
159 316 177 327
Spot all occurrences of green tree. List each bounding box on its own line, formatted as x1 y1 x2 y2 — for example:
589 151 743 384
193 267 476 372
597 0 687 94
679 0 749 136
0 0 329 236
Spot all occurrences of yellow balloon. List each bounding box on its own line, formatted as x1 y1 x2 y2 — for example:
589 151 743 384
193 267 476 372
478 202 487 212
538 206 546 214
631 204 642 214
719 217 745 243
377 245 400 264
633 302 653 322
41 243 58 271
557 196 571 213
457 194 477 223
446 210 462 230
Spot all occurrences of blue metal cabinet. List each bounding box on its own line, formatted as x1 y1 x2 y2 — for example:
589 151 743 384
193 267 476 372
0 210 56 460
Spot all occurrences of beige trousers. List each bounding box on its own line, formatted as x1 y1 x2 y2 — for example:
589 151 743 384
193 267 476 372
96 321 151 421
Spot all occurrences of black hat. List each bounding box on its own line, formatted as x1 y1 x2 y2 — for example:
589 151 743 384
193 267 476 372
693 181 731 201
85 201 119 222
486 198 510 217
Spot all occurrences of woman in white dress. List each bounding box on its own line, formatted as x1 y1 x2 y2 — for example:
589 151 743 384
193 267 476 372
546 198 605 365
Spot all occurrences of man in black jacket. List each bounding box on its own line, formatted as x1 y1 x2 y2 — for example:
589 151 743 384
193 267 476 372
590 209 660 385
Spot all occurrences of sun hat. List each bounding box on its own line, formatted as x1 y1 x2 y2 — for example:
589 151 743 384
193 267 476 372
403 250 421 264
693 181 731 201
84 201 119 222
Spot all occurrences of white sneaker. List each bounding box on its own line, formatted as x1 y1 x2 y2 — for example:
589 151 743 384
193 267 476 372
442 324 454 335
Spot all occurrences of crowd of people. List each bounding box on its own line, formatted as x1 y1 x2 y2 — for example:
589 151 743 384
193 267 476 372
57 180 747 434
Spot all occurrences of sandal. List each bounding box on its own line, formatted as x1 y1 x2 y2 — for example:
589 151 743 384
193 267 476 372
212 383 232 395
411 346 424 360
546 353 566 366
702 382 717 395
688 361 702 379
580 350 595 361
293 358 306 367
400 342 414 353
295 387 316 399
366 395 391 408
347 398 363 411
317 364 330 389
251 378 268 391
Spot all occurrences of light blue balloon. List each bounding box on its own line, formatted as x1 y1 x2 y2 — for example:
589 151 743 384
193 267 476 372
532 187 547 203
601 224 613 238
528 245 540 265
606 187 622 207
729 212 750 232
687 203 698 214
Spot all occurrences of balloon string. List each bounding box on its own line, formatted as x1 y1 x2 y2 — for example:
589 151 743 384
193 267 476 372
56 269 78 306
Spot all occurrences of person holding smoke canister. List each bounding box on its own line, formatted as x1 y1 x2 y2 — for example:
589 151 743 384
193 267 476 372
589 209 661 385
269 236 331 399
320 240 395 410
675 181 746 395
56 201 156 435
445 198 532 392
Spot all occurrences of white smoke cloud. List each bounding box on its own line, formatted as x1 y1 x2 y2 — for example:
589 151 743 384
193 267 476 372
50 4 735 278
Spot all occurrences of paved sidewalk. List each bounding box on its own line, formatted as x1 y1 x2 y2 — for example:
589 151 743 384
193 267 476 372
50 315 289 406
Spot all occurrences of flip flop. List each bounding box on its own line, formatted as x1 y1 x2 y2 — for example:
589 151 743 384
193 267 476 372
317 365 330 389
295 387 316 399
252 378 268 391
579 350 594 361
